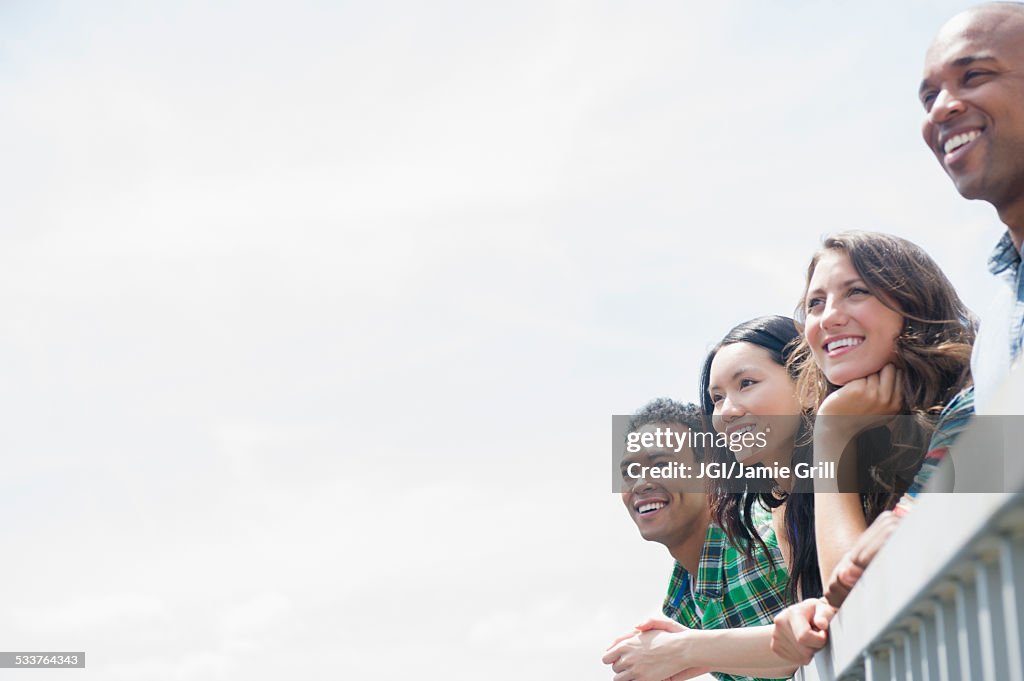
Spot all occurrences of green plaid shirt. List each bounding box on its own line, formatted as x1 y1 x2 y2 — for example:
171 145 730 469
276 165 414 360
661 503 790 681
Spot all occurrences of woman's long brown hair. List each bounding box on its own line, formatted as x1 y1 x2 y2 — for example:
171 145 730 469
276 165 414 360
790 231 975 519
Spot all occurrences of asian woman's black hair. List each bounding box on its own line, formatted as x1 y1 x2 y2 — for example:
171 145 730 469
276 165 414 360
701 315 822 601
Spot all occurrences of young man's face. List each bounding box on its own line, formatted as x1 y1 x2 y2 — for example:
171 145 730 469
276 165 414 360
619 423 708 548
920 7 1024 209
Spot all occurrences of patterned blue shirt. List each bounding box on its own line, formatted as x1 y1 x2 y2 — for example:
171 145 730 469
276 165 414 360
972 232 1024 413
987 233 1024 362
895 387 976 514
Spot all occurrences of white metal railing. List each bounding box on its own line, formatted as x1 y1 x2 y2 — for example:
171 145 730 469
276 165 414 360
794 364 1024 681
795 492 1024 681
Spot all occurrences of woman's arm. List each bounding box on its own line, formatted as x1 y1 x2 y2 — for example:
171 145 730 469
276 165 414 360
812 364 901 583
813 424 868 584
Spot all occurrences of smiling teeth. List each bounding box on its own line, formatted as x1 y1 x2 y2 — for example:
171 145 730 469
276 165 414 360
638 502 666 514
944 130 980 154
826 337 863 352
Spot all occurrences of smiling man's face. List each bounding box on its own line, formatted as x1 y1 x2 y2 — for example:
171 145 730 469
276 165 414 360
620 423 708 548
920 6 1024 212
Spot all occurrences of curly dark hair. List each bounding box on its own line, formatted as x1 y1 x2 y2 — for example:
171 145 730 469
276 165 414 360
627 398 706 461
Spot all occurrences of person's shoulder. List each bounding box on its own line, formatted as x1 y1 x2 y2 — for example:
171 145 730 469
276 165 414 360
721 503 786 579
941 386 976 417
933 387 976 440
748 498 778 542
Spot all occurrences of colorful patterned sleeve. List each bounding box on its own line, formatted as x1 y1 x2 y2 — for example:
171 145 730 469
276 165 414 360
895 387 976 516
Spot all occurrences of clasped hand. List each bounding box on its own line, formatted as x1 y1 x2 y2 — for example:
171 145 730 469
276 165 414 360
601 618 710 681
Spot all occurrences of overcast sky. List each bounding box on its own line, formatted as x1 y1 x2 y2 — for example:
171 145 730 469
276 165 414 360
0 1 1005 679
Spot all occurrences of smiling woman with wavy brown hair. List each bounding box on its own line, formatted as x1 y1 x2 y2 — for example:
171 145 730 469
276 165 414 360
790 230 975 583
791 231 974 418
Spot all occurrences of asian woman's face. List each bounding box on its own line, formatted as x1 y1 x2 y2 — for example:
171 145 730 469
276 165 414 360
708 341 802 465
803 250 904 386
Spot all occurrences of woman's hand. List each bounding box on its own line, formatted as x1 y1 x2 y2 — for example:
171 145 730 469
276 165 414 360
814 364 903 484
770 599 835 665
824 510 902 607
815 360 905 426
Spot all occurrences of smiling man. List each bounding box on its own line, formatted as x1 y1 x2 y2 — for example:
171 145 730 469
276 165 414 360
619 404 710 554
919 1 1024 410
604 398 792 681
770 3 1024 665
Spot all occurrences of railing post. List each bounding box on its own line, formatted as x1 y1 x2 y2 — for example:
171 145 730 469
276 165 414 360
889 638 905 681
917 611 940 681
863 648 891 681
929 595 958 681
998 535 1024 681
976 557 1010 679
904 625 924 681
953 577 982 679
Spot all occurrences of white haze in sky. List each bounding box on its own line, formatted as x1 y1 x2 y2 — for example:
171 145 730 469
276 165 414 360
0 1 1003 679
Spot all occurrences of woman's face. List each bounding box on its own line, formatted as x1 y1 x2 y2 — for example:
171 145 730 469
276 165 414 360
708 341 803 465
804 250 904 386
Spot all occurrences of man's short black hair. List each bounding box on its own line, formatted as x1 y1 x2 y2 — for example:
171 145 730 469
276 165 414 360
627 398 705 435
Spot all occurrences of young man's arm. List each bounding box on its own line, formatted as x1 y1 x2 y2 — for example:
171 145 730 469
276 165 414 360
602 622 797 681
